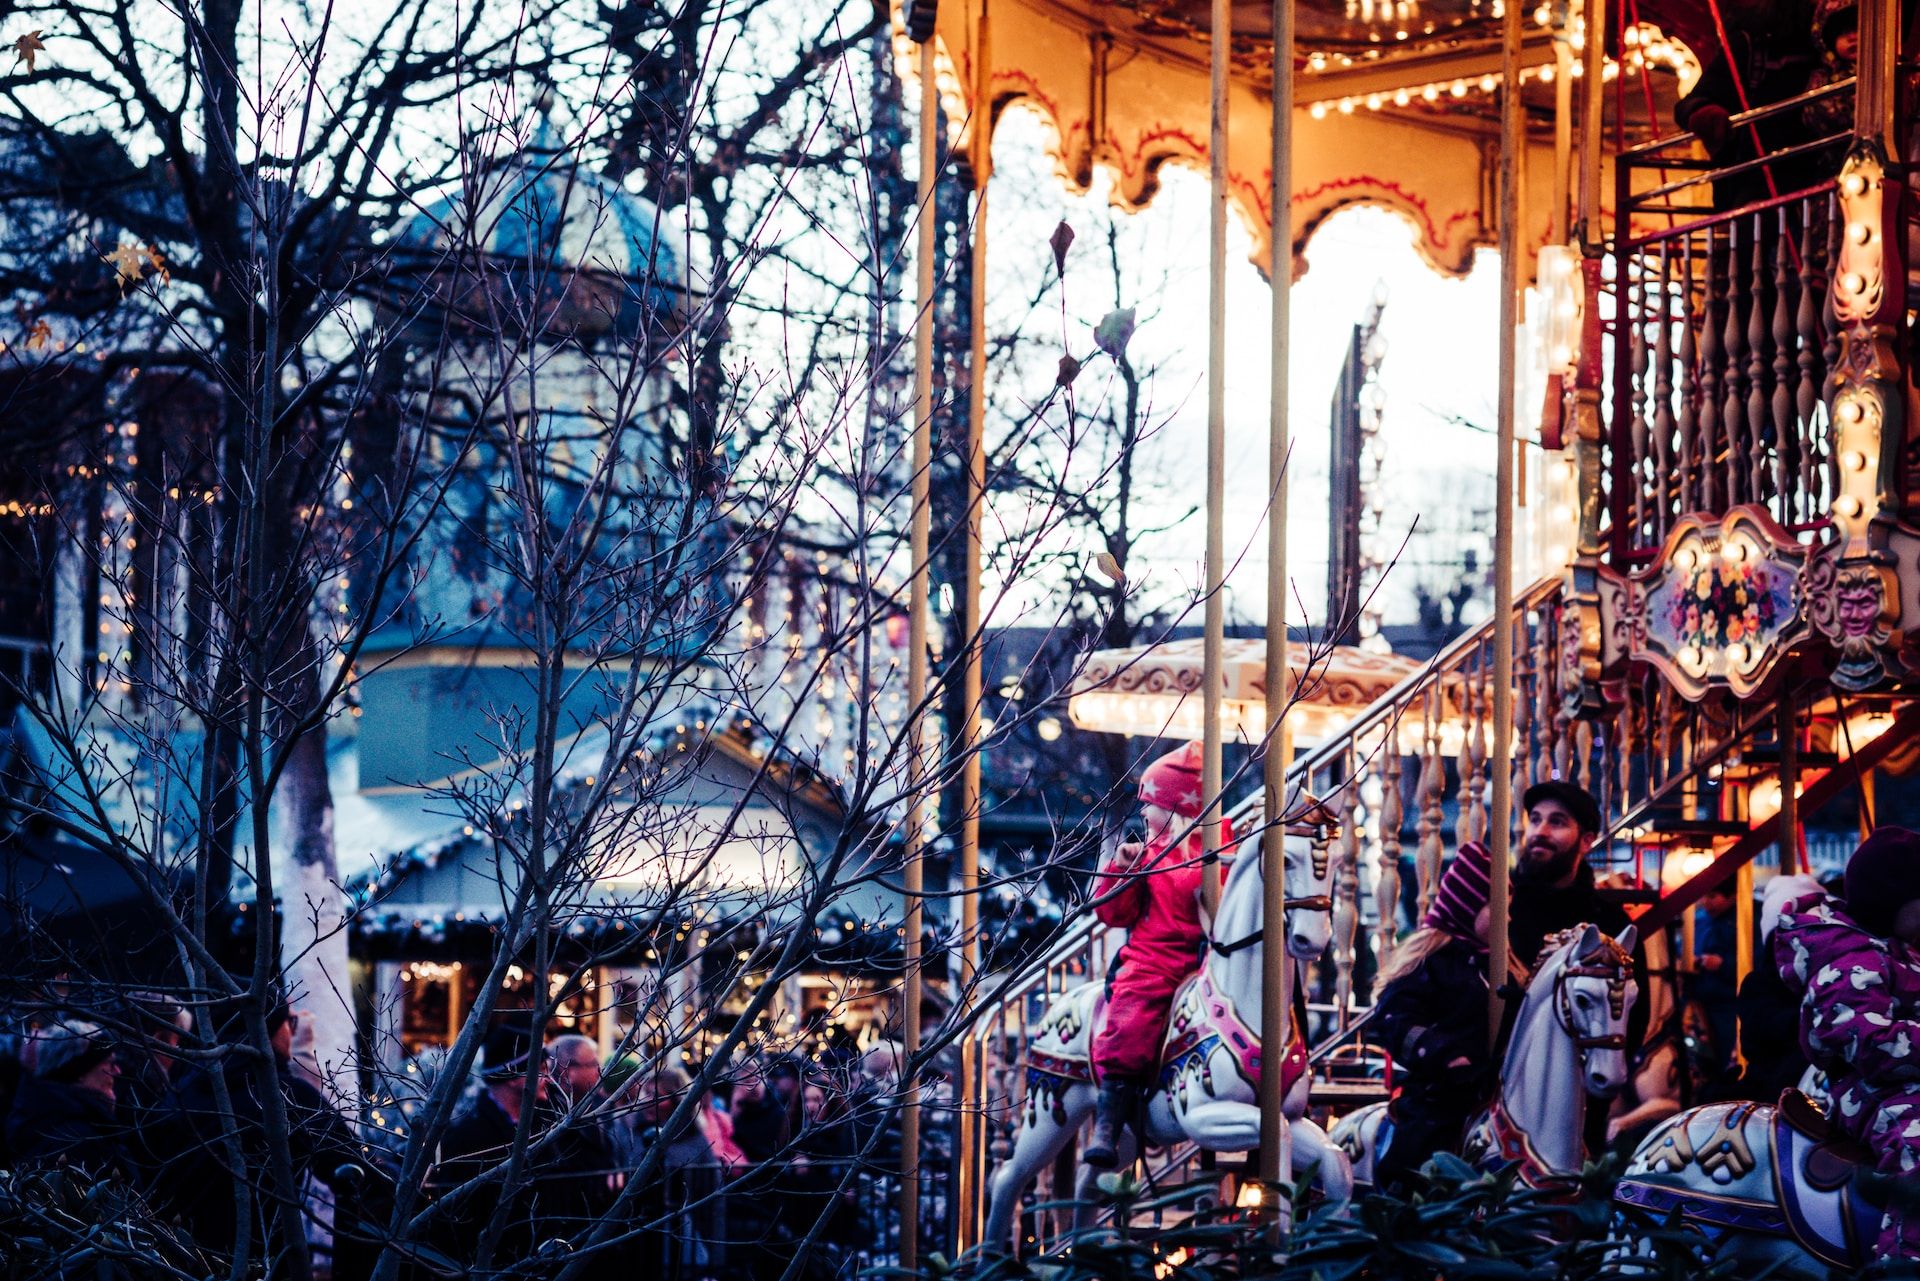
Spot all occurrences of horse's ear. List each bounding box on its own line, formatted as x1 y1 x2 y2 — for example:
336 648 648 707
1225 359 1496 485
1615 924 1638 955
1575 921 1602 956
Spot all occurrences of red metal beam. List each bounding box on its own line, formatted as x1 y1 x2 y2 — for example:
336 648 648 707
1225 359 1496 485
1633 701 1920 933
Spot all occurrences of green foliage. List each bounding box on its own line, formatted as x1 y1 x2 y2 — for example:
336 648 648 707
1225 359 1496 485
955 1156 1741 1281
0 1168 211 1280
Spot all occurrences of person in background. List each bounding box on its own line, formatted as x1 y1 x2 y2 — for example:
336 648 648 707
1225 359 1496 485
1672 0 1820 208
727 1057 789 1162
6 1019 122 1173
1691 884 1743 1081
1720 871 1812 1103
1369 843 1500 1189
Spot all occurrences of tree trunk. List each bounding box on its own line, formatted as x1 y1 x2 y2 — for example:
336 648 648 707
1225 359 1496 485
274 692 352 1099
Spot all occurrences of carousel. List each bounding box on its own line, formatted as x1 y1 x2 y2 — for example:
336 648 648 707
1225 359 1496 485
871 0 1919 1267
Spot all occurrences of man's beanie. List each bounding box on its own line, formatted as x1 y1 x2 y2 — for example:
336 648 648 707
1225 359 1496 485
1844 826 1920 936
1523 780 1602 835
31 1021 113 1083
1139 743 1205 819
1422 843 1495 948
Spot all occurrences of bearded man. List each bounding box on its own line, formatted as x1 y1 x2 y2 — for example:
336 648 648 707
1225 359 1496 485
1505 780 1632 968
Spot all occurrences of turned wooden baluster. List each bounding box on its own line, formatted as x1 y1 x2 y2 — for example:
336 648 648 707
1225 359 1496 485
1797 198 1826 511
1630 262 1651 542
1534 610 1558 787
1416 688 1447 918
1747 213 1773 505
1772 207 1798 521
1678 235 1700 514
1457 655 1488 848
1575 717 1596 796
1724 219 1751 505
1375 743 1404 970
1653 244 1675 536
1332 754 1362 1022
1699 229 1725 512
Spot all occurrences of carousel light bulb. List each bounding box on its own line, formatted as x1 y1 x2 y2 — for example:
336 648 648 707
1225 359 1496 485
1843 273 1866 294
1450 79 1468 96
1844 450 1868 471
1311 101 1329 118
1394 88 1411 105
1840 397 1867 423
1481 74 1497 91
1422 83 1440 100
1844 174 1868 196
1850 222 1873 244
1835 495 1864 518
1367 92 1385 109
1539 63 1555 82
1338 97 1357 113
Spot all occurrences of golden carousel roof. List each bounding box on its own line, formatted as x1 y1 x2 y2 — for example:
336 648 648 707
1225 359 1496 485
907 0 1700 274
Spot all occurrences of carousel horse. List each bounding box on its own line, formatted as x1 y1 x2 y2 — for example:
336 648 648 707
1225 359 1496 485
1612 1092 1875 1275
1331 923 1639 1188
981 810 1349 1251
1606 925 1716 1151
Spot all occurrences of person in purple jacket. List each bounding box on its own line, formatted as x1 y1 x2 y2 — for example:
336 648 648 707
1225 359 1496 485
1771 827 1920 1259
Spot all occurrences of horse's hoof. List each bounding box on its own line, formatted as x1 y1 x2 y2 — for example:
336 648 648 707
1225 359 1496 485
1083 1142 1119 1169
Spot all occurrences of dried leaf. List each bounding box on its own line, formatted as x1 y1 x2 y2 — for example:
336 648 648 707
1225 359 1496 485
1055 353 1081 388
143 245 170 284
24 318 50 351
1094 550 1125 584
13 30 44 73
104 243 149 290
1049 220 1074 275
1094 307 1136 359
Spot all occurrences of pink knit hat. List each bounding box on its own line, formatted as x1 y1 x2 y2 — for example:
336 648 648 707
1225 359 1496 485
1139 743 1205 818
1422 842 1495 949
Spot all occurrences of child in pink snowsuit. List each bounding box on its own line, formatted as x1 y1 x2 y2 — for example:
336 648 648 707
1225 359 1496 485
1771 826 1920 1259
1083 742 1224 1168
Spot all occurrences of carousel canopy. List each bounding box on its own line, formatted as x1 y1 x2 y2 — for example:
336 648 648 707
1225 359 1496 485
1067 635 1422 742
914 0 1704 275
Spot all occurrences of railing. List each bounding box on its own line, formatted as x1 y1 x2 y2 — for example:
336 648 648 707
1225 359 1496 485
1605 80 1857 562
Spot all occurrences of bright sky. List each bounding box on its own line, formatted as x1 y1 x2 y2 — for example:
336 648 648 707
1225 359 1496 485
985 104 1510 632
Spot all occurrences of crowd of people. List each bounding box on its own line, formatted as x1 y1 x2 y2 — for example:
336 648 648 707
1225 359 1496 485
0 992 941 1281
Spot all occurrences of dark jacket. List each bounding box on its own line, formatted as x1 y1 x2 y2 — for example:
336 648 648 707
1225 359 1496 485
429 1089 619 1273
1509 860 1633 972
5 1074 122 1173
162 1053 366 1264
1724 957 1810 1103
1373 936 1493 1181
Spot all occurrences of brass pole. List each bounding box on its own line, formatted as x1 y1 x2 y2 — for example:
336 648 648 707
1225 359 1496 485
1575 0 1606 250
1202 0 1230 918
900 33 938 1272
1258 0 1295 1221
1553 20 1573 240
1487 0 1522 1053
956 0 991 1251
1856 0 1898 143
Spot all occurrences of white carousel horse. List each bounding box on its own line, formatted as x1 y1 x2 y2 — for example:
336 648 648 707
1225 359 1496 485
1331 923 1639 1188
980 817 1349 1251
1606 925 1715 1148
1612 1092 1875 1276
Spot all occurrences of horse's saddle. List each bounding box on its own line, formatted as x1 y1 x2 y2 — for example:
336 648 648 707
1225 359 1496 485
1614 1093 1875 1271
1770 1090 1876 1269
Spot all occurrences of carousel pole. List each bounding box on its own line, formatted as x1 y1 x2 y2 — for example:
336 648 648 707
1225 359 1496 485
955 0 991 1250
1576 0 1606 249
1257 0 1295 1227
1201 0 1230 919
1487 0 1522 1050
899 27 940 1273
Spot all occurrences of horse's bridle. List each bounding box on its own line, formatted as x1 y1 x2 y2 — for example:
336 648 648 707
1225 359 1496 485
1552 936 1634 1053
1208 819 1337 957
